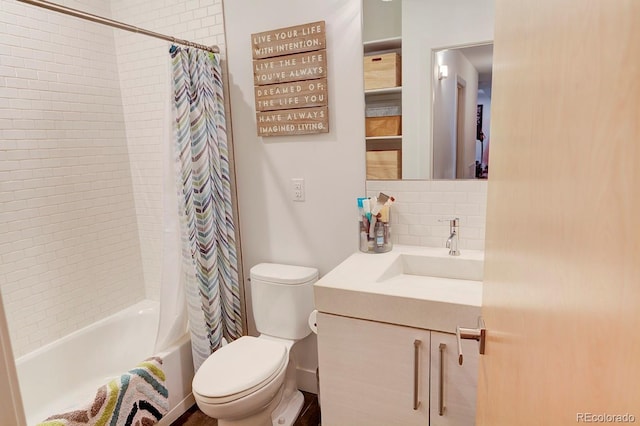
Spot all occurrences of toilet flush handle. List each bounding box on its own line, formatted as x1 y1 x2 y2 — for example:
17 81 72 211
456 317 486 365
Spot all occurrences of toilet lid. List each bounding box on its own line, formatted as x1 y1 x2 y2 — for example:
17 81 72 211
193 336 287 399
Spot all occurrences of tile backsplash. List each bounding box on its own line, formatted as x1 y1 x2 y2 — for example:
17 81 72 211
367 180 487 251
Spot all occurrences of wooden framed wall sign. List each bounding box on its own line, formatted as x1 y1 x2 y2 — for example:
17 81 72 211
252 21 329 136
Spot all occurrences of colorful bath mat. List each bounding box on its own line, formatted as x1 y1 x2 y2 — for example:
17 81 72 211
36 357 169 426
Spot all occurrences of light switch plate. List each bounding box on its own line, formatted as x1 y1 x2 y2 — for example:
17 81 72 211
291 178 305 201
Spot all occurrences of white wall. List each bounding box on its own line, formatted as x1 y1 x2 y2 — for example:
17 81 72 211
402 0 494 179
362 0 402 42
0 0 145 357
110 0 226 301
223 0 366 392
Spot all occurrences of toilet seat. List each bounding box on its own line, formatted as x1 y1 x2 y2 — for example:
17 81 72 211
193 336 288 405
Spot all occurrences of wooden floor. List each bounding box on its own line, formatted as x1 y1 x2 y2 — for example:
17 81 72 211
171 391 320 426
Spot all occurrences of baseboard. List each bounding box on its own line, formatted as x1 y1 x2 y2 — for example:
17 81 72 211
296 367 318 394
158 392 196 425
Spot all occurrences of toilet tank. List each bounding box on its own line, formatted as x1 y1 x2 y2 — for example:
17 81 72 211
250 263 318 340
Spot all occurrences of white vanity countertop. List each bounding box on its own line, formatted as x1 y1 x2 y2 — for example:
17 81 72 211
314 245 484 334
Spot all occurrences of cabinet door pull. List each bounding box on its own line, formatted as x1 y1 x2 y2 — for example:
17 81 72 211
439 343 446 416
413 339 421 410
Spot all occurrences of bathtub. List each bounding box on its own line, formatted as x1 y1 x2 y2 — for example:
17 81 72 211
15 300 195 426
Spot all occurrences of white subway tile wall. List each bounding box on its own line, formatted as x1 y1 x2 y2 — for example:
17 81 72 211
366 180 488 251
0 0 226 356
110 0 226 301
0 0 145 356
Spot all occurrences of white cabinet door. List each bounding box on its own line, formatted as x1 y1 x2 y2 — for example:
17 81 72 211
317 313 431 426
430 331 478 425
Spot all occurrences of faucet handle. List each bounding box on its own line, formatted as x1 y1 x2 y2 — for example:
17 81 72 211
438 217 460 227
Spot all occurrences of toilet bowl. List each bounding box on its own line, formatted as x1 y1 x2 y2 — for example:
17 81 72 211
193 336 293 425
192 263 317 426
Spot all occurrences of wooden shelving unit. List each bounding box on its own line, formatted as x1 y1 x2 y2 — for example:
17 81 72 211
364 37 402 179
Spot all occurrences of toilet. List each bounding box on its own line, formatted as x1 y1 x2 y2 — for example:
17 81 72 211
192 263 318 426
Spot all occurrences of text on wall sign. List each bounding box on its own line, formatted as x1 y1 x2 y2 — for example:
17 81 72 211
251 21 328 137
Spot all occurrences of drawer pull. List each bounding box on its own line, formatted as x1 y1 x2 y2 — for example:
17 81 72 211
439 343 446 416
413 339 421 410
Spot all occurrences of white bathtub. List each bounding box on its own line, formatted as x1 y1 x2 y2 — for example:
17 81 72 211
15 300 195 426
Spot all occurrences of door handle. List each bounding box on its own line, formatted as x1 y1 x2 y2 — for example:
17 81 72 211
456 317 486 365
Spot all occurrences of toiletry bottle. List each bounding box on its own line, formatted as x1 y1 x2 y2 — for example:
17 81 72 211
357 198 366 217
374 221 385 252
359 220 369 252
379 199 392 252
379 204 389 223
369 214 377 239
383 222 391 248
362 198 372 227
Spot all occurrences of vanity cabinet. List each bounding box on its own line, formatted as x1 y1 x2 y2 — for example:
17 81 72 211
317 312 430 425
317 313 478 425
430 331 479 425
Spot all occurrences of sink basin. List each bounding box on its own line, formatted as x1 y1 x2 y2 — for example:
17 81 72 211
314 245 485 333
377 253 483 282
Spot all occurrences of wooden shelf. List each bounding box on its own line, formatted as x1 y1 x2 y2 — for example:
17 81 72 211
365 86 402 96
364 37 403 167
365 135 402 140
363 37 402 54
366 137 402 152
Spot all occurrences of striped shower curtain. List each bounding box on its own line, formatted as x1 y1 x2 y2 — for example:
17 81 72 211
169 45 242 371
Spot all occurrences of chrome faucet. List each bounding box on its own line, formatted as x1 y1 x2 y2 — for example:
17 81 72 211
440 217 460 256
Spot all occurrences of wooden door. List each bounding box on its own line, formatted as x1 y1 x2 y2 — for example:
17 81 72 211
478 0 640 424
317 313 431 426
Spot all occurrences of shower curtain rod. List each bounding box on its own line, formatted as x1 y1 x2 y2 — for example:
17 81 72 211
16 0 220 54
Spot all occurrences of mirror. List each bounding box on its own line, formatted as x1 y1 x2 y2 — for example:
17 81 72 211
432 43 493 179
363 0 495 180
